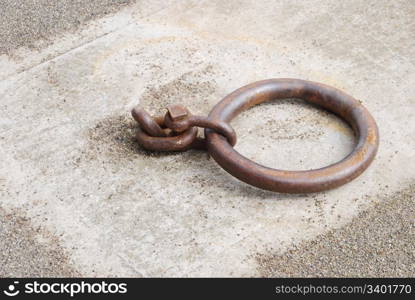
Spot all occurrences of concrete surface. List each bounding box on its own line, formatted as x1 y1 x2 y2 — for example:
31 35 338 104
258 183 415 277
0 207 77 277
0 0 414 277
0 0 137 55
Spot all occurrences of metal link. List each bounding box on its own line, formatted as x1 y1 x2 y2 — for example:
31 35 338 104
131 104 236 151
131 78 379 193
131 107 166 137
164 104 237 146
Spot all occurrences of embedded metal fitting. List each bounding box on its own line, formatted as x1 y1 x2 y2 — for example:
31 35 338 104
131 78 379 193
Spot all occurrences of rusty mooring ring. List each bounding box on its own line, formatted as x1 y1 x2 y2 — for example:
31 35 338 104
132 78 379 193
205 79 379 193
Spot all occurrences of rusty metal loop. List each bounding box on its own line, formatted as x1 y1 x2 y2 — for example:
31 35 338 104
132 106 199 151
205 78 379 193
188 115 237 146
136 126 198 151
131 107 166 137
131 78 379 193
164 106 237 146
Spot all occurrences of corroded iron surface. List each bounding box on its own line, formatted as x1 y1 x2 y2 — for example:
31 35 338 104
132 78 379 193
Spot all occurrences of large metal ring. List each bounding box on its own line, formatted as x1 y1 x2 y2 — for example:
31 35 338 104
205 79 379 193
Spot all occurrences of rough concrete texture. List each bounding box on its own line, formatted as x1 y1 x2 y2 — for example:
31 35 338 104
257 184 415 277
0 0 137 55
0 207 78 277
0 0 414 277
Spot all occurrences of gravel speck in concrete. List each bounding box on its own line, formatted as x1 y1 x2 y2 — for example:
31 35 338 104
0 207 78 277
0 0 136 55
257 183 415 277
